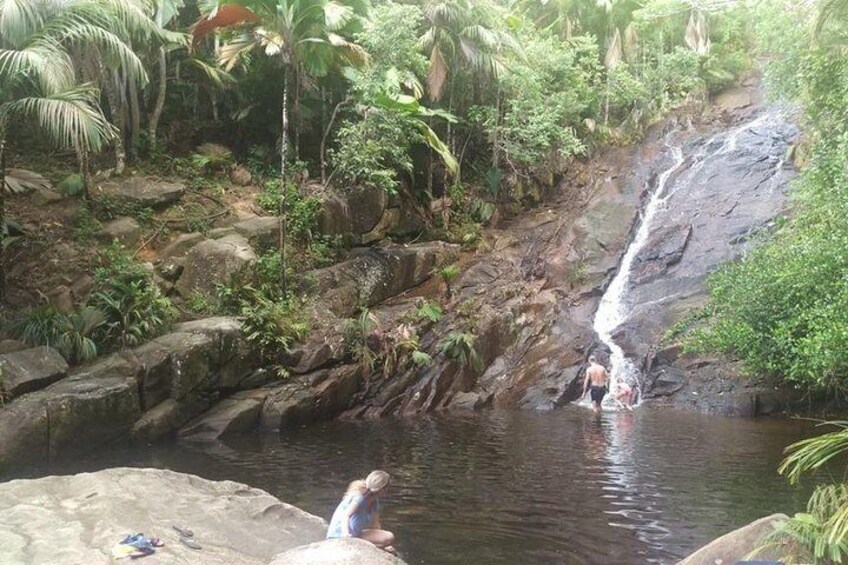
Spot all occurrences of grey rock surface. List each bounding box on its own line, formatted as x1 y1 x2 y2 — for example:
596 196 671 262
0 346 68 399
0 467 327 565
175 235 257 299
678 513 788 565
269 538 407 565
94 176 185 209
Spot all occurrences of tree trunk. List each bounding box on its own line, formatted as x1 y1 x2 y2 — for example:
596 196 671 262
148 47 167 143
320 97 349 185
294 67 301 162
129 72 141 158
103 71 126 175
79 149 91 201
0 132 6 302
492 86 500 169
279 66 290 295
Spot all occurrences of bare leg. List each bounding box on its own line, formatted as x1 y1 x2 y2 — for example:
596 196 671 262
361 529 395 551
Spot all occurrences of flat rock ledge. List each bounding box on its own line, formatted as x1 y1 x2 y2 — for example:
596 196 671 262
0 467 407 565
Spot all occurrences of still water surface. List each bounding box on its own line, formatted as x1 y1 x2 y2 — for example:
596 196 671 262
28 407 820 564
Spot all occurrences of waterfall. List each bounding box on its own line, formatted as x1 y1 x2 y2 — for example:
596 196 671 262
589 110 788 410
591 145 684 409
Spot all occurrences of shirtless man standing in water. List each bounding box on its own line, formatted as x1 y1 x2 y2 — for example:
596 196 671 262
582 355 609 414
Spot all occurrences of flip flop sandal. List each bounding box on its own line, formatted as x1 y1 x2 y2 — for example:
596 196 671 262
172 525 194 538
179 537 202 551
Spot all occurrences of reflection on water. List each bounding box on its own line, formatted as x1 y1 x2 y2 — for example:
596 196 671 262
11 407 818 565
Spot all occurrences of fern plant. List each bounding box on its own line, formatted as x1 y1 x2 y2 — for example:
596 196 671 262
435 264 461 299
18 306 106 364
437 331 481 371
415 300 443 323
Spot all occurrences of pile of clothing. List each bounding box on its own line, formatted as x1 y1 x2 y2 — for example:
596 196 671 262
111 533 164 559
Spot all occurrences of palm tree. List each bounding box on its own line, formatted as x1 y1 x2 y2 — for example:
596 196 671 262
192 0 367 294
0 0 166 301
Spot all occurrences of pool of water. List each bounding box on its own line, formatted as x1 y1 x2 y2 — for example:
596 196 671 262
11 406 820 564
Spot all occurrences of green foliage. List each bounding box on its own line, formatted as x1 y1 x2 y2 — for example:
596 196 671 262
57 174 84 197
415 300 444 323
437 330 481 371
191 149 234 174
73 205 103 242
749 422 848 564
90 243 176 349
186 292 213 315
690 28 848 393
344 311 424 377
435 263 460 298
18 306 106 364
239 291 309 357
255 180 320 242
344 309 379 371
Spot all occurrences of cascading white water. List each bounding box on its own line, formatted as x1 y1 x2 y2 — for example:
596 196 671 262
591 145 684 409
590 112 784 410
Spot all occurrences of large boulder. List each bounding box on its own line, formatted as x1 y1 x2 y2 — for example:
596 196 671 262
269 538 406 565
94 176 185 209
232 216 280 253
318 186 388 238
300 242 460 318
0 346 68 399
261 365 362 430
0 355 141 472
175 235 257 299
179 388 276 441
0 467 327 565
678 513 788 565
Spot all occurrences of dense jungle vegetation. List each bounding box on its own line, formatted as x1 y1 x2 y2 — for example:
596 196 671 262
689 0 848 400
0 0 753 365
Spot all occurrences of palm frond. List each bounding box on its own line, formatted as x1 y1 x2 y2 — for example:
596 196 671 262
3 168 51 194
324 1 354 30
779 422 848 484
0 85 116 151
184 57 236 89
0 0 43 47
0 40 76 93
56 22 149 86
218 32 259 70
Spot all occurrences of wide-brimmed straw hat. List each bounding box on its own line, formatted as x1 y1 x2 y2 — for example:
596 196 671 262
365 470 390 492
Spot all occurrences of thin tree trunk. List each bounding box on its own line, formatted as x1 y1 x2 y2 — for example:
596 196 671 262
320 97 350 185
294 67 301 162
149 47 167 143
103 72 126 175
79 149 91 201
0 132 6 302
279 66 289 295
492 86 500 169
129 72 141 158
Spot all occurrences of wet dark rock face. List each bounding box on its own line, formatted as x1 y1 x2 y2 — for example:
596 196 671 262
328 94 800 417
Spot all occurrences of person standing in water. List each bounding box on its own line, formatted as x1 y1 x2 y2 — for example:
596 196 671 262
582 355 610 414
327 470 396 554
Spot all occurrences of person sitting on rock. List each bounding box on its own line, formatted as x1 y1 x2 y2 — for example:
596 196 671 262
326 470 396 554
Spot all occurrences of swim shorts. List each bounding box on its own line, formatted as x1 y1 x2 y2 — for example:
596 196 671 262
590 385 607 403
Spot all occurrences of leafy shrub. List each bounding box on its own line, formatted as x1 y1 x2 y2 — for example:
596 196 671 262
90 243 176 349
239 292 309 357
437 331 481 371
18 306 106 364
435 264 460 298
414 300 443 323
